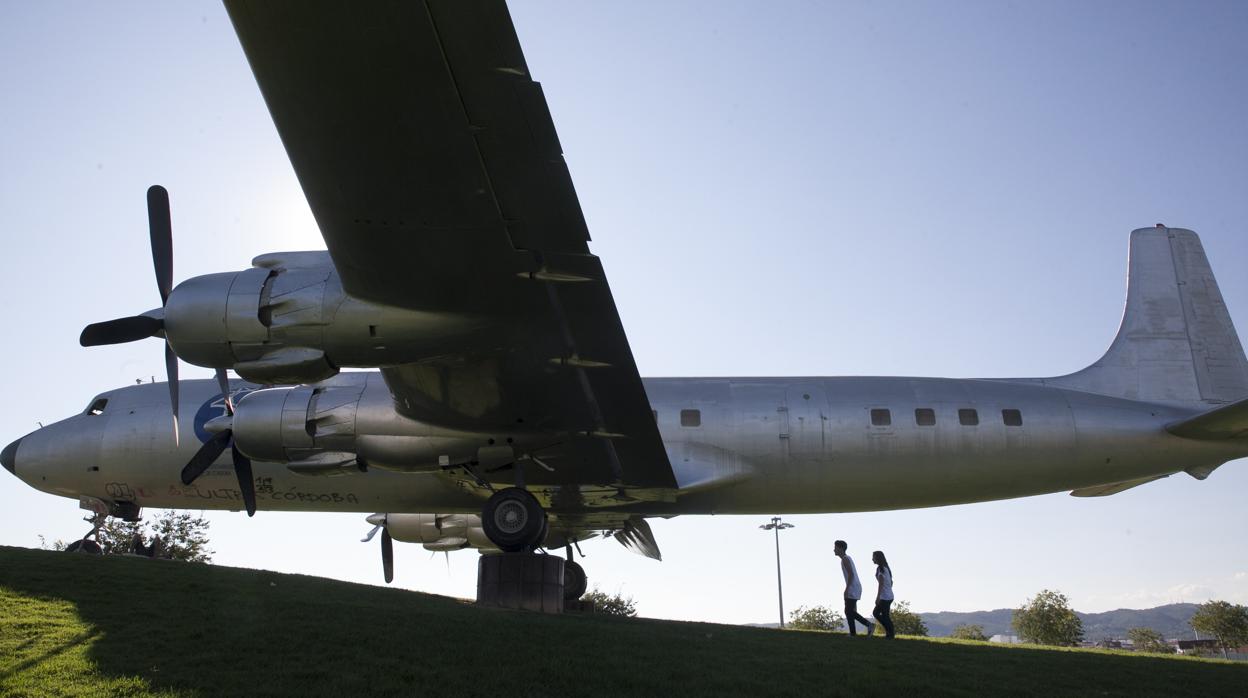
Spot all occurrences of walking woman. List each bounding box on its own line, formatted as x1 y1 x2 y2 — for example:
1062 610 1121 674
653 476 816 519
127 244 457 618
872 550 896 639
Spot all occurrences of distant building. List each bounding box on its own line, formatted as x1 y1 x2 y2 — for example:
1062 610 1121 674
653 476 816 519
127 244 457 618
1172 639 1219 655
989 634 1022 644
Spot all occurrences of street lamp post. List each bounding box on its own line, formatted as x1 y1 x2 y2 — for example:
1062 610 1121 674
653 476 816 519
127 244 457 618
759 516 795 627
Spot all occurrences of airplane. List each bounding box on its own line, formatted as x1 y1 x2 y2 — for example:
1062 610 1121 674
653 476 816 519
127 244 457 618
5 1 1247 598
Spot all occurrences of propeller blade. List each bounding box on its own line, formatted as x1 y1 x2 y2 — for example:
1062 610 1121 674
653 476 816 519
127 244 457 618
147 185 173 305
215 368 234 415
381 529 394 584
79 316 163 346
180 429 231 485
232 444 256 517
165 342 180 444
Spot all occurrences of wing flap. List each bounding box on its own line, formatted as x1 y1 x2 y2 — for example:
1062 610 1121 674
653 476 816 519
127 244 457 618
1070 474 1169 497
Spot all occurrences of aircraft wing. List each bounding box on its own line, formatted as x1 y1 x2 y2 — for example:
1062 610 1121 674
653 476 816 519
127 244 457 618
224 1 676 500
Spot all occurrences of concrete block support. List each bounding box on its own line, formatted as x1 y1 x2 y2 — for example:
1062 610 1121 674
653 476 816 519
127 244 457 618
476 552 565 613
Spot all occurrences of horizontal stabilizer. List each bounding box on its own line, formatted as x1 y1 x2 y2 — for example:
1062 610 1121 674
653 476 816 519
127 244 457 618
1166 397 1248 440
1070 474 1169 497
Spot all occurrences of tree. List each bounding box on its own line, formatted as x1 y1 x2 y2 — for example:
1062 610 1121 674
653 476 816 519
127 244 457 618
1012 589 1083 646
1189 600 1248 659
96 517 143 554
583 587 637 617
787 605 844 632
145 511 213 562
95 510 213 562
890 601 928 636
950 623 989 642
1126 627 1173 654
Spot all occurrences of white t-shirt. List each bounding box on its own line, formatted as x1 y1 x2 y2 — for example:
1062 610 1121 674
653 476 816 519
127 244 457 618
876 565 894 601
841 555 862 600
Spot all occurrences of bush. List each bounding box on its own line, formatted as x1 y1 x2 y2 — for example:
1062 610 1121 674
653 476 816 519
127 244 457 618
90 510 213 562
583 587 637 617
1127 627 1173 654
1012 589 1083 646
951 623 989 642
890 601 928 636
788 605 845 632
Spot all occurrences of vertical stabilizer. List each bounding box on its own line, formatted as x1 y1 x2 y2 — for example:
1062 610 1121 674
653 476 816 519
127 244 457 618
1046 227 1248 406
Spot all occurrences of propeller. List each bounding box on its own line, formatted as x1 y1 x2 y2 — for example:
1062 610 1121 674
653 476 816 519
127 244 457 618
80 185 180 436
382 529 394 584
363 514 394 583
179 369 256 516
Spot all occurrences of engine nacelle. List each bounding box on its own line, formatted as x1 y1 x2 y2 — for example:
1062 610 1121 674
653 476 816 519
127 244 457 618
162 251 486 385
229 374 545 475
383 513 498 552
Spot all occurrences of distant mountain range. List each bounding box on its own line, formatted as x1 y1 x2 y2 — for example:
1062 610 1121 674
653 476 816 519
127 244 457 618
920 603 1200 641
751 603 1203 640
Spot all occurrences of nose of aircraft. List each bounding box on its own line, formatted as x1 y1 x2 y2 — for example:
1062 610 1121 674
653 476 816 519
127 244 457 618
1 436 19 475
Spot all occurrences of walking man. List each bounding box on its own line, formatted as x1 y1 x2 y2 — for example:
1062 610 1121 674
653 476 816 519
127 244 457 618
835 539 874 635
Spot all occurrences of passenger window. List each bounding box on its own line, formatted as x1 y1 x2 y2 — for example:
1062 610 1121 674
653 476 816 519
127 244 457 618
958 408 979 426
85 398 108 416
870 408 891 426
680 409 701 427
1002 409 1023 427
915 408 935 426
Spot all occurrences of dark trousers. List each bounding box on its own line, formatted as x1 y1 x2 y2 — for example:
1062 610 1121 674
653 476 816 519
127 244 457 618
873 599 895 638
844 598 873 635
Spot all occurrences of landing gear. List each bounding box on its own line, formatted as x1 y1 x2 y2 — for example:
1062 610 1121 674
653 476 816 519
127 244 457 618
64 539 103 554
481 487 547 552
563 559 587 600
65 511 107 554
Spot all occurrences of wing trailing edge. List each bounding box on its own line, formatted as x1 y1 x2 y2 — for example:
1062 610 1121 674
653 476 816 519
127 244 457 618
1070 474 1170 497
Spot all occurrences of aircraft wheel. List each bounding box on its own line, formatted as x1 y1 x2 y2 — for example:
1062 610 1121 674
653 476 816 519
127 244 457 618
65 539 102 555
481 487 546 552
563 559 588 600
537 517 549 549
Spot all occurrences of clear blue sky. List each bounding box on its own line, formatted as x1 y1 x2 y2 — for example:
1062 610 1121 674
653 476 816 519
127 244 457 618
2 1 1246 624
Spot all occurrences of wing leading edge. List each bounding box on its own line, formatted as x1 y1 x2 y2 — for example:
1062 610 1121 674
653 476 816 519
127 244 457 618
224 0 676 496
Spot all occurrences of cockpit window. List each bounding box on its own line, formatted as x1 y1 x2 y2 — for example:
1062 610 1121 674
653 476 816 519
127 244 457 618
85 398 108 416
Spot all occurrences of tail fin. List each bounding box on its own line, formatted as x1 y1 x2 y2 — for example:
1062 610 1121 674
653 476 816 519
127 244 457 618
1047 227 1248 406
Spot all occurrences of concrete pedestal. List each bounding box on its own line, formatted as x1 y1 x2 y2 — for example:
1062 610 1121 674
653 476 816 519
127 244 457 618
476 552 565 614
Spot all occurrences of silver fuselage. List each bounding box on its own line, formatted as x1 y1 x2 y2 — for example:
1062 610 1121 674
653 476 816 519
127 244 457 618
10 375 1242 516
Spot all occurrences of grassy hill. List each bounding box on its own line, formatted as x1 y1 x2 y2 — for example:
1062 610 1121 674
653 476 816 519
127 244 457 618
1 546 1244 697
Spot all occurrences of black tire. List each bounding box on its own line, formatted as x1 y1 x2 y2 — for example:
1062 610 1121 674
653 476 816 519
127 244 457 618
537 517 549 549
563 559 588 600
481 487 546 552
65 539 102 555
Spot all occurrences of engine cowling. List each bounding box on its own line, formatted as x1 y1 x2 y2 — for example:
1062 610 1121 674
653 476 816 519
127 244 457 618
382 513 498 552
162 252 487 385
228 374 543 475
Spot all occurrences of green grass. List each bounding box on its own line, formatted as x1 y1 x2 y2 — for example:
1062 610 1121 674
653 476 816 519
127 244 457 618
1 546 1243 697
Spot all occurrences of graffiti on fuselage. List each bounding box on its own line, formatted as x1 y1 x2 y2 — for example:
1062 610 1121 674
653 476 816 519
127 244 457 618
165 481 360 505
192 388 259 444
